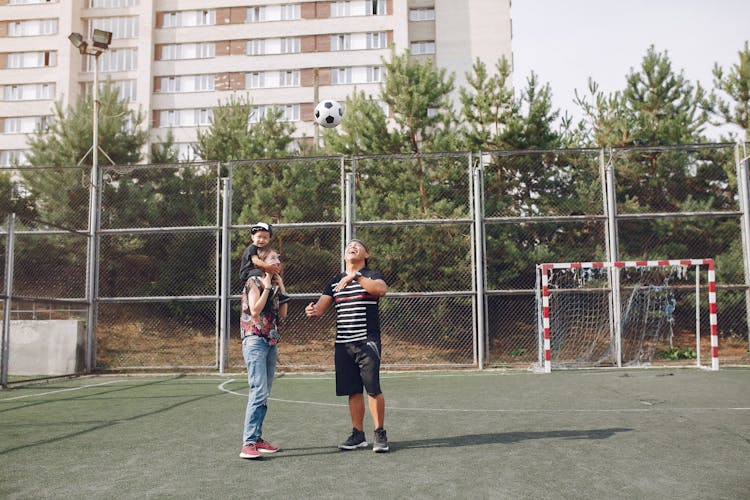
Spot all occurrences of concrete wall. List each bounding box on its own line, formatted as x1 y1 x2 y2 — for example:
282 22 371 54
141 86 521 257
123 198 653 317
8 320 84 376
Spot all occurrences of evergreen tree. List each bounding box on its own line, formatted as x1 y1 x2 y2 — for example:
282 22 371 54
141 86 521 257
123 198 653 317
0 173 36 222
458 57 515 150
381 49 457 153
500 71 562 150
709 40 750 140
195 93 295 161
576 45 707 147
150 129 180 164
319 91 401 154
574 46 733 269
22 80 147 227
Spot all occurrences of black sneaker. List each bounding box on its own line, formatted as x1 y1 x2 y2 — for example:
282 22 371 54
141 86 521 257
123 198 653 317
373 427 389 453
339 428 368 450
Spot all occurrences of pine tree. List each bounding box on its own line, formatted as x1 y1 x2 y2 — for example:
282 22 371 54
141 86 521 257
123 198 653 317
21 80 147 227
459 57 515 150
319 90 401 154
710 40 750 141
195 93 295 162
381 49 457 154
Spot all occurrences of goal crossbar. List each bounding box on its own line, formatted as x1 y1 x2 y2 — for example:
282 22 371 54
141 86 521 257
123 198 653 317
536 259 718 373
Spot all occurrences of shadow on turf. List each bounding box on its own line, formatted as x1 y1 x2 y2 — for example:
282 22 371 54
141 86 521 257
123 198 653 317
273 428 633 457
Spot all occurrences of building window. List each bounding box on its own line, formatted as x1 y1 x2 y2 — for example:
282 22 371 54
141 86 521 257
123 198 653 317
162 10 215 28
90 0 138 6
332 0 385 16
8 19 58 37
368 0 385 15
332 68 352 85
160 43 215 60
246 4 300 23
83 80 137 101
7 51 57 68
2 83 55 101
330 1 351 17
332 66 384 85
367 66 384 83
0 150 28 167
279 70 299 87
245 70 299 89
250 104 299 123
88 17 139 40
246 38 300 56
159 109 213 127
85 48 137 72
160 75 214 93
409 8 435 21
3 116 47 134
331 32 386 51
331 34 351 51
246 72 265 89
9 0 57 4
176 143 200 162
410 41 436 55
367 32 387 49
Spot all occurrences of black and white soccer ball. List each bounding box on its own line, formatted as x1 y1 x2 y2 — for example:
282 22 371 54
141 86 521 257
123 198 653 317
314 100 343 128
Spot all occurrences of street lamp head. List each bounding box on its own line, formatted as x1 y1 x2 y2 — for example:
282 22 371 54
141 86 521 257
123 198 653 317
92 29 113 50
68 32 88 54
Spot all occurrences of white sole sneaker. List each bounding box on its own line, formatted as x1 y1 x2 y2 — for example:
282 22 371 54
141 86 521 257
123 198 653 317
339 441 369 450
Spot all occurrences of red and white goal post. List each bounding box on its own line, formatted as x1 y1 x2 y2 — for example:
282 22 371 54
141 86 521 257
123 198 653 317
536 259 718 373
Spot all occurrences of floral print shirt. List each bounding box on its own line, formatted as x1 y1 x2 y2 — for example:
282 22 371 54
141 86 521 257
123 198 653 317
240 276 281 345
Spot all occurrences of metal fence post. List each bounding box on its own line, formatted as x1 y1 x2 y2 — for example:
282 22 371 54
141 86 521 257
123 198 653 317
85 163 102 373
219 177 232 373
345 171 355 249
736 143 750 346
2 214 15 389
603 149 623 367
474 155 487 369
214 165 222 370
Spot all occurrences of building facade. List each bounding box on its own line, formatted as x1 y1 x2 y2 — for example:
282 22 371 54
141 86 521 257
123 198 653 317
0 0 512 165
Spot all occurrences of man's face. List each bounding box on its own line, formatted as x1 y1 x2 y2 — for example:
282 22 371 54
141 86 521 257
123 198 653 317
345 240 368 263
252 230 271 247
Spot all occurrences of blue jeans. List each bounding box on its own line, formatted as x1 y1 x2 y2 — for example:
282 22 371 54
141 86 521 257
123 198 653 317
242 335 278 444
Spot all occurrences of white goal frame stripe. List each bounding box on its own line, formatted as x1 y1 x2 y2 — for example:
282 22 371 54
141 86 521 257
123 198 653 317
537 259 718 373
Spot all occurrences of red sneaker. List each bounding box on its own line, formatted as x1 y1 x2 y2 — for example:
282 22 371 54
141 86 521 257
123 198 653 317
239 443 262 459
256 437 279 454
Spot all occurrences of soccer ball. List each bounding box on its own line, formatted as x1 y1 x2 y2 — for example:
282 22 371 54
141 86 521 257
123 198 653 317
314 100 343 128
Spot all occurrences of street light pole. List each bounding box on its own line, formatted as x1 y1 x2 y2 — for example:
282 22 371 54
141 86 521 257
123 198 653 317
86 50 101 373
69 30 111 372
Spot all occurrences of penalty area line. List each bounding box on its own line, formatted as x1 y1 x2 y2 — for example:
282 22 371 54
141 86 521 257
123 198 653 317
218 379 346 407
217 381 750 413
0 380 123 402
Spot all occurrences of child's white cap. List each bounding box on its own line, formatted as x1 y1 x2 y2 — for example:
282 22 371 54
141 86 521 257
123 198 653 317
251 222 272 237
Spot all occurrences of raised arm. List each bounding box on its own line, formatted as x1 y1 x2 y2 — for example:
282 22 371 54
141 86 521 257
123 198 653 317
305 295 334 318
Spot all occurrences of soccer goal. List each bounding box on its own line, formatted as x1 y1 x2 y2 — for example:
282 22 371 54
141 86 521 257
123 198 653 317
535 259 718 373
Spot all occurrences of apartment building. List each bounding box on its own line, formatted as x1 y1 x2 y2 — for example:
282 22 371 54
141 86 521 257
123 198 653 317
0 0 512 165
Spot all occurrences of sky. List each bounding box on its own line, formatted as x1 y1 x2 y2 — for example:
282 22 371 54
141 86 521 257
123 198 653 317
510 0 750 140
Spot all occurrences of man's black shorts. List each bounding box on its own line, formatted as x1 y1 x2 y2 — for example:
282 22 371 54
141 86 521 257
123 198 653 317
335 340 382 397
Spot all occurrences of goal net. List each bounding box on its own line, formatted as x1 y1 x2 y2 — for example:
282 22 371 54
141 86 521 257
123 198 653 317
535 259 718 372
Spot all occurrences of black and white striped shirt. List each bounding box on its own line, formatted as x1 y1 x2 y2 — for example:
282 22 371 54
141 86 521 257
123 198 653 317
324 268 385 344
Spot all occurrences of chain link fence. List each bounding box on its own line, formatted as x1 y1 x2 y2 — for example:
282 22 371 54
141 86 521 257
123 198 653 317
2 144 749 378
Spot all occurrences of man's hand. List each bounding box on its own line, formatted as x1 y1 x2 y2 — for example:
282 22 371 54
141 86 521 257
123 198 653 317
305 302 319 318
333 273 356 292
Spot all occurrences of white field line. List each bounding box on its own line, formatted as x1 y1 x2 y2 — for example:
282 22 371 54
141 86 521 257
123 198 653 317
0 380 123 401
217 380 750 413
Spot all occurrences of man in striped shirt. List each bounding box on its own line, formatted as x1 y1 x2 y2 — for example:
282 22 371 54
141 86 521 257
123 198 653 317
305 239 390 453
